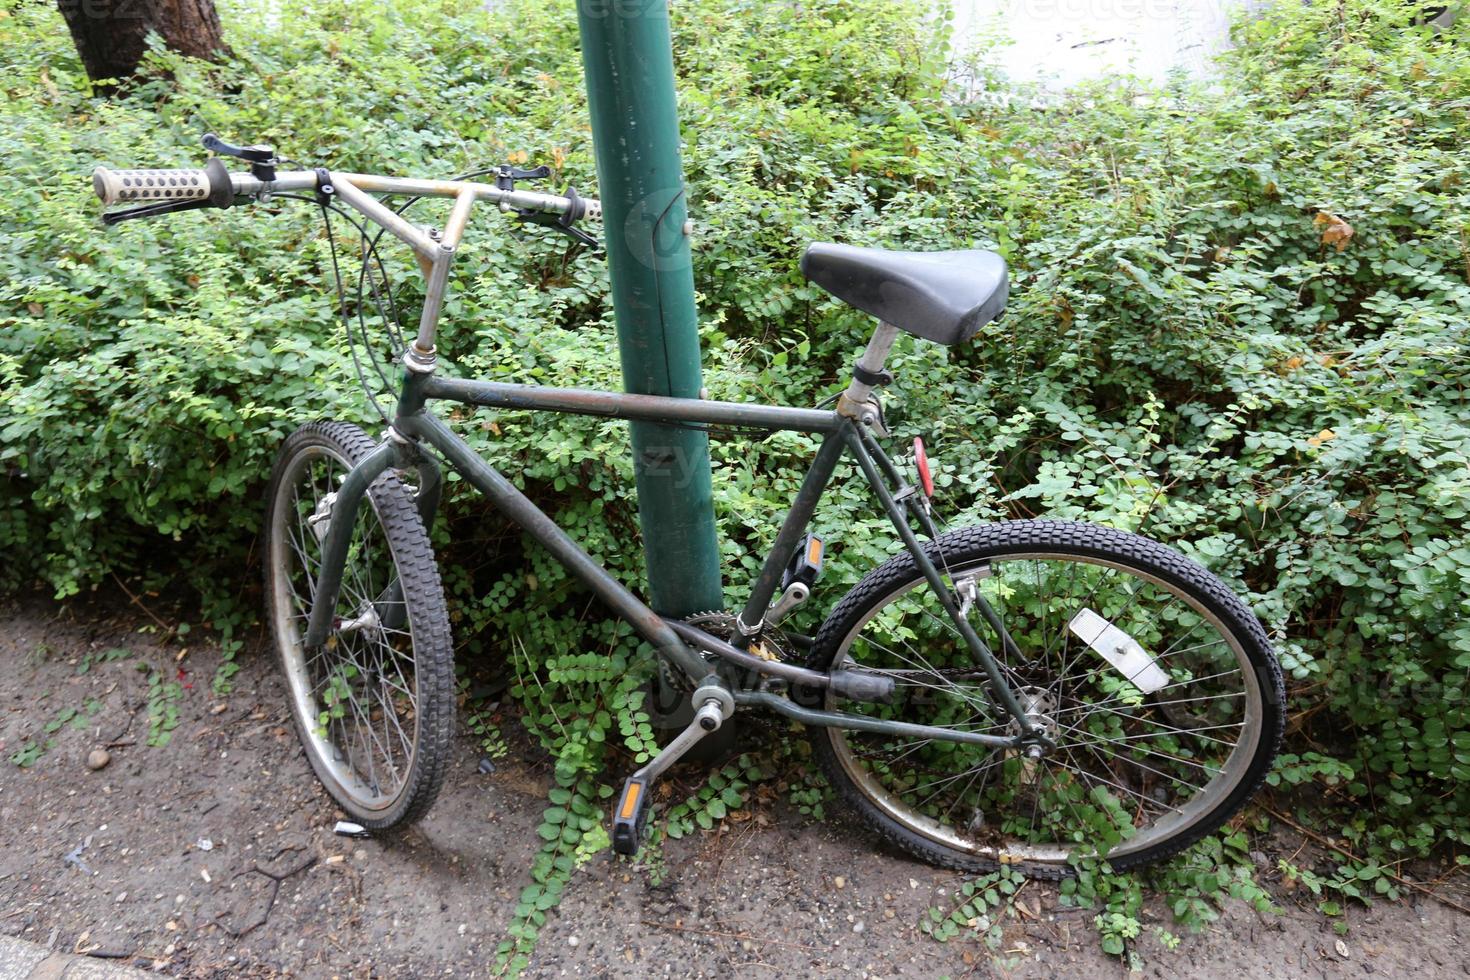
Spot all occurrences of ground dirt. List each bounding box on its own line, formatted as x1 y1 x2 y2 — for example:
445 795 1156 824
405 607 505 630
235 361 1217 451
1 592 1466 978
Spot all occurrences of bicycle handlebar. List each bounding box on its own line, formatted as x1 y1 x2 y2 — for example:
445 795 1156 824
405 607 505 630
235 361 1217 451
91 143 605 359
92 162 601 225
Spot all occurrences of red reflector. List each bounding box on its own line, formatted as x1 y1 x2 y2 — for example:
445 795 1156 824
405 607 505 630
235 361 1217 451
914 437 934 497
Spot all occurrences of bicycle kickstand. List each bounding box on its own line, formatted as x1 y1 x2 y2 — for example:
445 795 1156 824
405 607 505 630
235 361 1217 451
612 682 734 856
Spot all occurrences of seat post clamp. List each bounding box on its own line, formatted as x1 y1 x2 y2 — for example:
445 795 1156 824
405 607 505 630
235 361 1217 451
851 363 894 388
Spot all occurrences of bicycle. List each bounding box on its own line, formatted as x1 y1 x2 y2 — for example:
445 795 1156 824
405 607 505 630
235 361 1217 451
91 135 1284 877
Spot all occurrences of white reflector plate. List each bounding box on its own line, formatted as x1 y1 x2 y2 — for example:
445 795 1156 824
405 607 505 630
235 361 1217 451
1068 608 1169 694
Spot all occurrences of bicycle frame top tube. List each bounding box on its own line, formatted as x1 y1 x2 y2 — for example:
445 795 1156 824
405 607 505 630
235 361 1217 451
414 374 840 434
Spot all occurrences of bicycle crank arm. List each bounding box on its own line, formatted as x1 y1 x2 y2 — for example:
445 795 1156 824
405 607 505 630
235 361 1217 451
612 684 734 856
735 691 1019 749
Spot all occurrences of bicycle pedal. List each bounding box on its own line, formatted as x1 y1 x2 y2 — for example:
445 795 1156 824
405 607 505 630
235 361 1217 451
611 776 650 856
609 687 731 856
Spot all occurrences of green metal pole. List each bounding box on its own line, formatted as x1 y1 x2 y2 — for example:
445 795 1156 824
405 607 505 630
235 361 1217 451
575 0 723 618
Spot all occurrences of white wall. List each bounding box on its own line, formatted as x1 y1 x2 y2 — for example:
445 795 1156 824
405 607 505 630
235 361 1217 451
950 0 1265 86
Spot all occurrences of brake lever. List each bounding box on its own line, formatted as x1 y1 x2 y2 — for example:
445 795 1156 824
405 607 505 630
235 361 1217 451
102 198 213 226
515 185 600 250
516 210 600 249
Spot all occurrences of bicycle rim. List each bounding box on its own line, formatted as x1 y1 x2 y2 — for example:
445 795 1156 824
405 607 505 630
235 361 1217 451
267 442 422 813
819 548 1267 868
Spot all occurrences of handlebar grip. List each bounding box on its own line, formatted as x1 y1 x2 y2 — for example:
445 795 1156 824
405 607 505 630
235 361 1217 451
92 167 212 206
93 159 236 213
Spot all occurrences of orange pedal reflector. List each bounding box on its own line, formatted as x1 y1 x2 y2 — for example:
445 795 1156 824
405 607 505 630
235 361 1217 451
618 781 642 820
807 535 824 567
612 776 650 856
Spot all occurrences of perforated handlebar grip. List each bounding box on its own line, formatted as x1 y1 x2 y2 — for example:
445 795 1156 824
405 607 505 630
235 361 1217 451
92 167 214 206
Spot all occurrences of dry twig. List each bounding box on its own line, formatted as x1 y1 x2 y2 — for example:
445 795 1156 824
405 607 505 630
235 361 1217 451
1264 805 1470 917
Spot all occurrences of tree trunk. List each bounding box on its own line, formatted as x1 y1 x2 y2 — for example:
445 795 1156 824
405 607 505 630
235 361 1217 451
58 0 225 88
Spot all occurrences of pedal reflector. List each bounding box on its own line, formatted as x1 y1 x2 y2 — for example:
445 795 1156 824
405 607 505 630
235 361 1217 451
782 532 825 590
612 776 650 856
618 780 642 820
1068 608 1169 694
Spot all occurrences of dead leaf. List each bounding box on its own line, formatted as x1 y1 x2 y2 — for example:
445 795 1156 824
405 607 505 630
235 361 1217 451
1314 211 1354 252
26 302 42 316
1307 429 1337 447
1281 355 1305 372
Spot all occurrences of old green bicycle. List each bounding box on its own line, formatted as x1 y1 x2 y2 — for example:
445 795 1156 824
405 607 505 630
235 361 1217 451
92 135 1283 876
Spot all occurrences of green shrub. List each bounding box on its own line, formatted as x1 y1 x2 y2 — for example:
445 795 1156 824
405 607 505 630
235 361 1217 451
2 0 1467 958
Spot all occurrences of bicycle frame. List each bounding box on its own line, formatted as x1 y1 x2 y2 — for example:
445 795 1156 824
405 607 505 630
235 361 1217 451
286 168 1045 753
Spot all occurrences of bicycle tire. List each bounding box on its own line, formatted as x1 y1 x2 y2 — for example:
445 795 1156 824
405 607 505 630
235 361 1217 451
263 421 454 831
806 519 1283 877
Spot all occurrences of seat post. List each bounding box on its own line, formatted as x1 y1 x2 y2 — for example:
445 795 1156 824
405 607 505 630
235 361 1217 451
837 321 899 420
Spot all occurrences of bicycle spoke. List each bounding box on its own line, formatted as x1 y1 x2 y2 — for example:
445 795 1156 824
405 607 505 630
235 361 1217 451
919 606 1030 695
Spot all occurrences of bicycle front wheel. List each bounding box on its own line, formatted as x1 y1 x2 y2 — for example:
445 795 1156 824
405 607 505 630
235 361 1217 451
263 421 454 831
807 520 1283 876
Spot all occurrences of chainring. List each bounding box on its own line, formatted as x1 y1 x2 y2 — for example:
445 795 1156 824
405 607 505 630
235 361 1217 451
659 610 795 692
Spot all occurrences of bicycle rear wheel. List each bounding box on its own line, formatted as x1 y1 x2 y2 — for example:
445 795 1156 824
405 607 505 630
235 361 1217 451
807 520 1283 876
263 421 454 831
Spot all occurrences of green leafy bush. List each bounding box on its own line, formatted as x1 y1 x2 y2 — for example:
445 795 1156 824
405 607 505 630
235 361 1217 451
2 0 1468 964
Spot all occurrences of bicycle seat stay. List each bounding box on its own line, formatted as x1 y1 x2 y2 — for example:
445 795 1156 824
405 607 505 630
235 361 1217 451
801 242 1008 346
